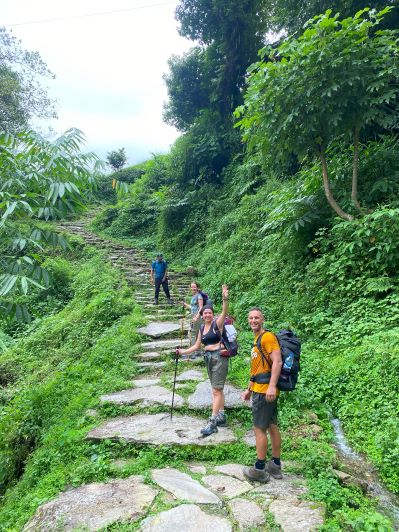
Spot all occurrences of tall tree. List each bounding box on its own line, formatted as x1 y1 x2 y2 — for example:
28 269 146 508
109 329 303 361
174 0 269 120
265 0 398 35
106 148 127 172
0 27 57 132
236 8 399 220
163 47 212 131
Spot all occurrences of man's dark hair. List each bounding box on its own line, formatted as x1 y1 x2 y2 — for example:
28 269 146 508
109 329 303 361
248 307 264 316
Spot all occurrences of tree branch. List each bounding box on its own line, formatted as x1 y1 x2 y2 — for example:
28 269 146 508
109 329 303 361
319 147 353 221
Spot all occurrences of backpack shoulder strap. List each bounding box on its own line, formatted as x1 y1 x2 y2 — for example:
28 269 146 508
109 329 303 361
213 319 223 338
256 331 272 366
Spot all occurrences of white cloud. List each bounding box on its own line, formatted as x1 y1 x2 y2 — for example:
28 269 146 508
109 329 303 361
2 0 191 163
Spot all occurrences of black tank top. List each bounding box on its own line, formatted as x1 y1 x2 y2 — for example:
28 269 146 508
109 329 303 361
201 320 221 346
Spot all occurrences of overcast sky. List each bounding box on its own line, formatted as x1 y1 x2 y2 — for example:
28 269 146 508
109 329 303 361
2 0 192 164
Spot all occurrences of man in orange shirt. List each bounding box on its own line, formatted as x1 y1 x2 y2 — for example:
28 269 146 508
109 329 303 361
241 307 283 482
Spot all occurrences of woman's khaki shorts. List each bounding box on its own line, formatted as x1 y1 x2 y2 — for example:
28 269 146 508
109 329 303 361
204 350 228 390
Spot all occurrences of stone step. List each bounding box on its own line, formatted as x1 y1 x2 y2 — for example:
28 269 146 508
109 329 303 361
136 322 189 338
86 413 237 446
140 338 189 350
188 381 246 410
137 361 167 370
23 476 157 531
100 385 185 408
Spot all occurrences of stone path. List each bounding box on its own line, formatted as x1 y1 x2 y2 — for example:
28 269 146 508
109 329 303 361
24 220 325 530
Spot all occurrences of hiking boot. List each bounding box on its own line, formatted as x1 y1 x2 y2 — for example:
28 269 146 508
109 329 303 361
167 298 174 305
243 466 270 483
200 418 218 437
215 412 227 427
268 460 283 479
153 298 158 305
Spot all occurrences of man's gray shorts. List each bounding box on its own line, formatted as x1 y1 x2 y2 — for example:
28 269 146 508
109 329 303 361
204 350 228 390
252 392 278 429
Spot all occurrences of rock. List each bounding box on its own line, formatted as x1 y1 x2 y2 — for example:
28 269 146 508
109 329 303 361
85 409 99 417
332 469 368 492
24 476 157 531
188 464 207 475
176 370 204 382
141 338 189 350
137 322 181 337
202 474 252 499
214 464 246 482
152 468 219 504
132 378 161 388
137 362 166 369
188 381 245 409
228 498 265 530
269 498 325 531
250 474 308 499
87 413 237 446
243 430 256 447
139 352 163 360
100 385 184 408
140 504 231 532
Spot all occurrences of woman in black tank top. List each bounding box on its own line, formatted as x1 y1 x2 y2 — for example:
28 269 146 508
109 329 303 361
177 284 229 437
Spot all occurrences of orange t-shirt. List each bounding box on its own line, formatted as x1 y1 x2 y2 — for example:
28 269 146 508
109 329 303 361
250 331 280 394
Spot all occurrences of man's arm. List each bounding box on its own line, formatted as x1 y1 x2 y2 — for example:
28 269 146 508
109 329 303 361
265 348 282 402
162 262 168 282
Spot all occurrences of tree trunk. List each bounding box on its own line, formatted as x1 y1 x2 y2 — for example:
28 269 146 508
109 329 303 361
351 127 362 212
319 148 353 221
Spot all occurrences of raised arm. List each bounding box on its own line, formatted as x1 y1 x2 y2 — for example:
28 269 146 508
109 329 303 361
215 284 228 332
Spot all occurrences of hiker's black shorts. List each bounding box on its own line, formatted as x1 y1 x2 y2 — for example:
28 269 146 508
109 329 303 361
252 392 278 429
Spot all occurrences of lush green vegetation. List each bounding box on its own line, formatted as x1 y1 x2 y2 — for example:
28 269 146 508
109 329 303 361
89 3 399 521
1 1 399 530
0 243 144 529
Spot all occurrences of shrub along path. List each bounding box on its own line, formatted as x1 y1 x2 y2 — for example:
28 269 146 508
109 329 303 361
25 220 325 531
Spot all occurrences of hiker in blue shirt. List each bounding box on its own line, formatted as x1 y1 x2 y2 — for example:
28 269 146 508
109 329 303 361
150 253 173 305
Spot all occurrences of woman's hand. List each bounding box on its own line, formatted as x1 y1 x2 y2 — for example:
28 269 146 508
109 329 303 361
222 284 228 300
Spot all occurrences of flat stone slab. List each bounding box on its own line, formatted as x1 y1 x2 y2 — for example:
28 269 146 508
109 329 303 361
228 498 265 530
100 385 184 408
24 476 157 531
141 338 189 350
188 464 207 475
140 504 232 532
152 468 219 503
139 352 163 360
137 362 166 369
137 322 181 337
87 414 237 446
214 463 246 482
244 430 255 447
251 474 307 499
176 369 204 382
188 381 244 409
132 378 161 388
269 498 325 531
202 474 252 499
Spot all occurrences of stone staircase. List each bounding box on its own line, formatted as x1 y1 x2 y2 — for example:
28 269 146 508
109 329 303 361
24 220 325 531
